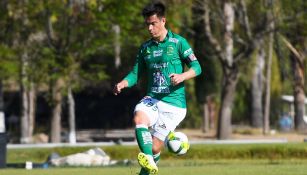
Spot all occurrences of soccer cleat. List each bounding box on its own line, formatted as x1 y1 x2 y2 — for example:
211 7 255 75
139 168 149 175
137 153 158 174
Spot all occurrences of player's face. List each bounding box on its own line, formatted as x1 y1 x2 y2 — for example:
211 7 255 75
145 14 166 41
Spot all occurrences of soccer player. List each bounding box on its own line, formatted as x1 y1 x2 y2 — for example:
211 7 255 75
113 1 202 174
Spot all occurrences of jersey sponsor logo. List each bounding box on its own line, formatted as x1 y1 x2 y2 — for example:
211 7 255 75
183 48 192 57
158 123 167 129
151 62 168 68
153 50 163 57
152 71 170 93
169 38 179 43
153 71 168 86
151 87 170 93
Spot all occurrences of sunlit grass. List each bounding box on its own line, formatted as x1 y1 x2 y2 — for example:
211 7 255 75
1 159 307 175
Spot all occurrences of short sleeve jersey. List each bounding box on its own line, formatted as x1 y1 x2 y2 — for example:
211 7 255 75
124 30 201 108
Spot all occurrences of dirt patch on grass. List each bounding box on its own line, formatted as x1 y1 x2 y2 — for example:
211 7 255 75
178 128 307 142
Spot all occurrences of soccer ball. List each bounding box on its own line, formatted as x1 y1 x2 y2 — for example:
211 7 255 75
166 131 190 155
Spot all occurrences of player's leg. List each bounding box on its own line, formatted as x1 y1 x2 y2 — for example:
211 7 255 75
134 111 152 155
138 138 162 175
134 97 159 174
151 100 187 162
152 137 163 160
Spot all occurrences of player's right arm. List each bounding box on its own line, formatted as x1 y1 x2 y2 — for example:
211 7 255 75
113 47 145 95
113 80 128 95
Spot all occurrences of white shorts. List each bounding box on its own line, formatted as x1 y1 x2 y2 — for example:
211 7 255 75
134 97 187 141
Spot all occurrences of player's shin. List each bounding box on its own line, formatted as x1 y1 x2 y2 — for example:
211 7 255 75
135 124 153 155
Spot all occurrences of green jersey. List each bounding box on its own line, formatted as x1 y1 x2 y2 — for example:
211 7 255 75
124 30 202 108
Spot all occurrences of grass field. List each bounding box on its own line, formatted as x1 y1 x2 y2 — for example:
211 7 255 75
3 143 307 174
1 160 307 175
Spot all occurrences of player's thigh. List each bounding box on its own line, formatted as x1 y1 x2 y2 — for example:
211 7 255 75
158 102 187 129
152 102 187 141
134 97 159 126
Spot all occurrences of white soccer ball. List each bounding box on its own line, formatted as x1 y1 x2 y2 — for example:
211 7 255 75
166 131 190 156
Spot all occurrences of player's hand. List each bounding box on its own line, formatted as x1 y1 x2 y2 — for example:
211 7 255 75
169 73 185 86
113 81 127 95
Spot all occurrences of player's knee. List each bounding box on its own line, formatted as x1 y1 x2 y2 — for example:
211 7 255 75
152 143 162 154
134 112 149 125
133 115 142 125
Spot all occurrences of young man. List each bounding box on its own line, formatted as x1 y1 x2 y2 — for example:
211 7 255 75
113 2 201 175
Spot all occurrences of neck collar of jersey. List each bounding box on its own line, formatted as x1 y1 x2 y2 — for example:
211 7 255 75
151 29 172 44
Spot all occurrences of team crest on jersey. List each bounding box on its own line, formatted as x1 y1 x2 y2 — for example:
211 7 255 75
167 46 174 55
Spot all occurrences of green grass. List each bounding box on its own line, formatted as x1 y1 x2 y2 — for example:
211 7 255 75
4 143 307 175
1 160 307 175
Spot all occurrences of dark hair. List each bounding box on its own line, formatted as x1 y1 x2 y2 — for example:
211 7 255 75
142 1 165 18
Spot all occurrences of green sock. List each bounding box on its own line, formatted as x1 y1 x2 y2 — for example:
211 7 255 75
135 125 153 155
153 152 160 163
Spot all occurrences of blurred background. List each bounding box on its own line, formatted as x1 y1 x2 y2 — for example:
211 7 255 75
0 0 306 144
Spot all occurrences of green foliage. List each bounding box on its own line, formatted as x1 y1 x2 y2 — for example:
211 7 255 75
0 0 306 132
182 79 202 128
0 45 18 80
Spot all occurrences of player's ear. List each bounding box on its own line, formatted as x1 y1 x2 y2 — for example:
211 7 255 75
161 17 166 24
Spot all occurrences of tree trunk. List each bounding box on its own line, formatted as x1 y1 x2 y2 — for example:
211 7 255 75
263 11 274 135
217 69 239 139
217 2 236 140
20 52 30 143
19 49 37 144
113 24 121 69
281 35 306 132
67 86 76 144
291 54 306 132
251 40 265 128
28 83 36 140
0 80 5 133
202 103 209 133
50 78 64 143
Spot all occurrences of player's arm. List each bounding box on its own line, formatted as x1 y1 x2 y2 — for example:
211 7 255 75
113 79 128 95
169 68 197 86
170 39 202 86
113 48 145 95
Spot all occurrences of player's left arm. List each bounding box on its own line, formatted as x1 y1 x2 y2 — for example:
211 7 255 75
169 66 199 86
170 39 202 86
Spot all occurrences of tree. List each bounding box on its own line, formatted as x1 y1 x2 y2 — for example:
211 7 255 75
251 39 265 128
41 0 106 142
41 0 147 142
201 0 273 139
192 0 221 132
278 0 306 132
0 0 43 143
